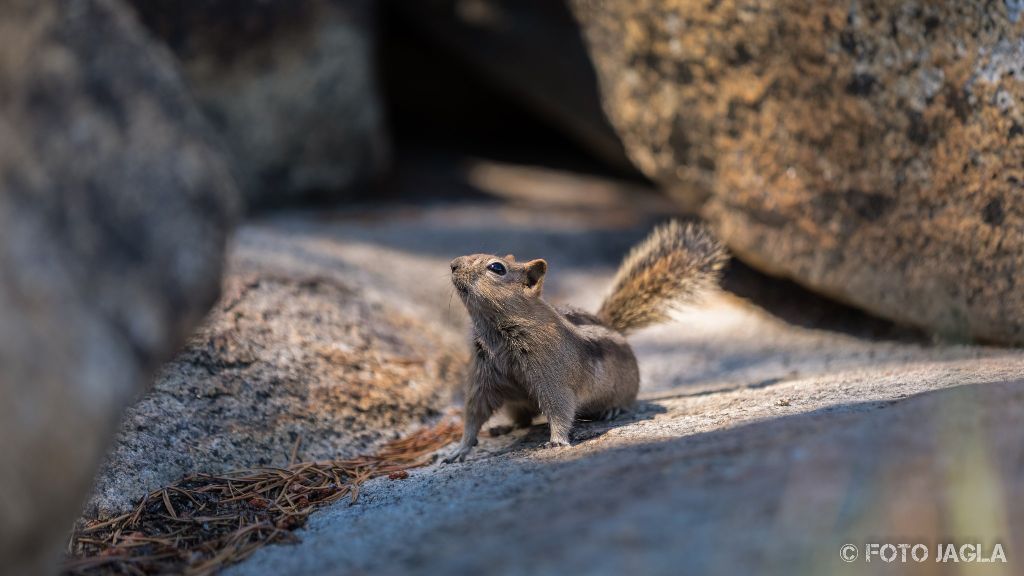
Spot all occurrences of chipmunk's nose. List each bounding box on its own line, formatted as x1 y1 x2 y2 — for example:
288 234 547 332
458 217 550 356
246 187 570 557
450 258 462 273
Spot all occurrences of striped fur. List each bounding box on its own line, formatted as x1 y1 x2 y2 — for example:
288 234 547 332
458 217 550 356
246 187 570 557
597 221 728 334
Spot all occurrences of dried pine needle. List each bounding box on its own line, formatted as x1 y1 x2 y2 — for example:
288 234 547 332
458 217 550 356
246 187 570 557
62 417 461 575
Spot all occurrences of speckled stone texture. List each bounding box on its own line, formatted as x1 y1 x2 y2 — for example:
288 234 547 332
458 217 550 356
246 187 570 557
211 183 1024 576
0 0 237 572
86 224 466 517
571 0 1024 343
128 0 388 207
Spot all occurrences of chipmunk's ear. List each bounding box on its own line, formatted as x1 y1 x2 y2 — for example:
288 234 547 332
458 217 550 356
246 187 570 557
504 254 516 262
524 259 547 295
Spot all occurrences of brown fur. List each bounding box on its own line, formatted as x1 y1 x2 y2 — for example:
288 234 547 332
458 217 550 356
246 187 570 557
445 221 726 461
598 220 728 334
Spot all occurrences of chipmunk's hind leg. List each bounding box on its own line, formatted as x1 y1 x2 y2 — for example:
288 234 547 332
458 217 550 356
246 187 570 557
597 406 625 421
488 402 539 436
578 404 628 422
512 403 540 428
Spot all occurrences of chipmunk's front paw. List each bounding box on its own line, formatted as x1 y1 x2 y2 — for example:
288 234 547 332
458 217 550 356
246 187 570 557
540 439 571 450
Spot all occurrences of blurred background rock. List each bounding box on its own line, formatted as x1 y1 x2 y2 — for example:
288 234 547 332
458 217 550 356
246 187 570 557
571 0 1024 344
128 0 388 208
0 2 237 573
387 0 1024 344
0 0 1021 573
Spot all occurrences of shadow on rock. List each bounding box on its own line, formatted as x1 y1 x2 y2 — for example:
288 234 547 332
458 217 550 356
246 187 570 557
494 400 668 449
298 379 1024 576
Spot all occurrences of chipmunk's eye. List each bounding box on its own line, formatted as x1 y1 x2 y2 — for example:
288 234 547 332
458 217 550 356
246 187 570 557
486 262 507 276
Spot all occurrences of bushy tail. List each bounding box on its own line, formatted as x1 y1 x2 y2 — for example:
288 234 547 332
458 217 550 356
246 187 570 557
597 220 728 334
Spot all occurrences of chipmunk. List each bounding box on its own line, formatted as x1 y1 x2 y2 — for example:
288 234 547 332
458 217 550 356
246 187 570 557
444 220 727 462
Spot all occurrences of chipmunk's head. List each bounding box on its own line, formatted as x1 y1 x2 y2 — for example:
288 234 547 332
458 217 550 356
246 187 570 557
450 253 547 314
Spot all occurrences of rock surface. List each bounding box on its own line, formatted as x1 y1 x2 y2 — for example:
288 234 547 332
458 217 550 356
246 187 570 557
229 370 1024 576
130 0 387 207
0 0 236 572
88 223 466 516
570 0 1024 343
87 161 662 516
209 161 1024 576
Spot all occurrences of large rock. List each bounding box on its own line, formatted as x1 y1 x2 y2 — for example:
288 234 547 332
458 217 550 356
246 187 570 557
206 191 1024 576
0 0 236 572
87 223 466 516
570 0 1024 343
129 0 388 208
